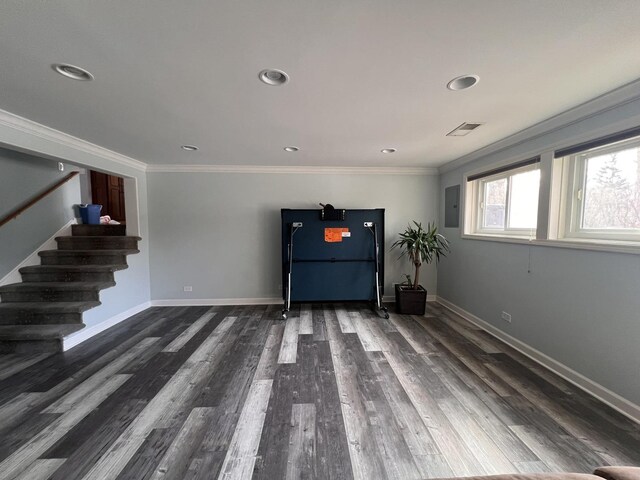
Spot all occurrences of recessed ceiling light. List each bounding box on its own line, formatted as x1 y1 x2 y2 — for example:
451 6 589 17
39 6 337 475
447 74 480 91
381 148 397 154
52 63 94 81
181 145 199 151
284 146 299 152
259 69 289 86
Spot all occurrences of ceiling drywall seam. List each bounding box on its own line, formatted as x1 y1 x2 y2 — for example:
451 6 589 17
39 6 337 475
438 77 640 174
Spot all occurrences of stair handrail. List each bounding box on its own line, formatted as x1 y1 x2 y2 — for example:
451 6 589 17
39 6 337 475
0 171 79 228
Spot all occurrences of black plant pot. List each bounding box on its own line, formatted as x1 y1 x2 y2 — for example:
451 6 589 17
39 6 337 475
395 284 427 315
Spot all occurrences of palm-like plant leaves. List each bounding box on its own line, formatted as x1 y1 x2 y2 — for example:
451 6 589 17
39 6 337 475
391 221 450 289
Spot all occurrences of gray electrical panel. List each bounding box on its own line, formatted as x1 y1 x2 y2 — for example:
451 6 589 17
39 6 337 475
444 185 460 228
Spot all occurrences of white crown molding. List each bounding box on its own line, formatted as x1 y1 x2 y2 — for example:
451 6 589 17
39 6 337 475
0 108 148 172
439 78 640 174
436 296 640 425
146 164 438 175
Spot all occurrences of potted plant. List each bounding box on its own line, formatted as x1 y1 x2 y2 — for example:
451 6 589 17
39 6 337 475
392 221 450 315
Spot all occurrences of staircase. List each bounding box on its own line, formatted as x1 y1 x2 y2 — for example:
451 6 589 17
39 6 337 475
0 224 140 353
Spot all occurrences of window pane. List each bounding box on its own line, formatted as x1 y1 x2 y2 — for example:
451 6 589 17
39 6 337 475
483 178 507 228
582 146 640 229
508 169 540 229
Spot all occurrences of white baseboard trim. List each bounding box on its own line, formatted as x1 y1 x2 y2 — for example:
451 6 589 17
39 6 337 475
436 296 640 425
0 218 77 287
150 297 283 307
63 301 151 351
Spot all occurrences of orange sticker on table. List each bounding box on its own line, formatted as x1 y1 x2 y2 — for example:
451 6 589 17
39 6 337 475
325 227 349 242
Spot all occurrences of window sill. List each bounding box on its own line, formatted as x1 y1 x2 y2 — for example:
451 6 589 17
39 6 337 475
536 238 640 255
461 233 535 245
461 233 640 255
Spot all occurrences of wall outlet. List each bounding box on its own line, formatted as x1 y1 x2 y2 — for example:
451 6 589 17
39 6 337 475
501 311 512 323
183 286 193 292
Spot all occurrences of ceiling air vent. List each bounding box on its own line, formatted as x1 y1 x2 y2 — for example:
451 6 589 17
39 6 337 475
446 122 483 137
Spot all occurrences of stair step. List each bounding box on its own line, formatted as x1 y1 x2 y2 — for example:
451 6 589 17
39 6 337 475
56 236 140 250
0 301 100 325
0 339 64 354
0 324 84 353
0 282 115 291
39 249 138 266
0 324 84 340
0 230 142 352
0 301 100 313
19 265 124 282
20 265 125 273
72 224 127 236
0 282 114 302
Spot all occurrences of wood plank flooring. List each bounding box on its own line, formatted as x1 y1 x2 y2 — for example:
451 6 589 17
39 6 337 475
0 302 639 479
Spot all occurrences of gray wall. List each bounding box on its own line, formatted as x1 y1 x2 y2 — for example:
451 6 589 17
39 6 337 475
438 96 640 406
0 148 80 279
148 172 440 301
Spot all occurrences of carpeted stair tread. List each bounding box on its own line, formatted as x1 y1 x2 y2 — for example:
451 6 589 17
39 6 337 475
19 265 126 273
0 301 97 325
0 301 101 313
39 249 139 256
55 236 141 249
1 227 141 352
57 235 142 241
0 281 115 292
72 224 127 236
0 324 84 339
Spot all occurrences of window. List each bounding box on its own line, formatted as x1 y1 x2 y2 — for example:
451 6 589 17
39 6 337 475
460 126 640 252
466 161 541 238
562 136 640 242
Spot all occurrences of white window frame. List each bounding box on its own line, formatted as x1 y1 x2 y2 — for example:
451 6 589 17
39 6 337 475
467 163 540 239
560 136 640 243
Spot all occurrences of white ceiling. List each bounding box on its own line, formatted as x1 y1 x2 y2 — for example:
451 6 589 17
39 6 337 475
1 1 640 168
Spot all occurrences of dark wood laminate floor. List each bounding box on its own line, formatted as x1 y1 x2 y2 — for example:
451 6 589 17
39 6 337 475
0 302 639 480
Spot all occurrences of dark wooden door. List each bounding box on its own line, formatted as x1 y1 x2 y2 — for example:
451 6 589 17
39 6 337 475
90 171 126 222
